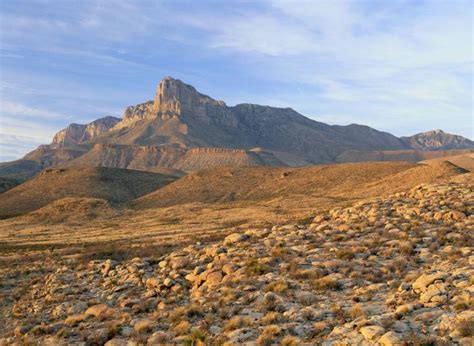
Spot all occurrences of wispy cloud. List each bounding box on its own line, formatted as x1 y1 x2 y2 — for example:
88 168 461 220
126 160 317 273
0 101 68 119
0 0 472 163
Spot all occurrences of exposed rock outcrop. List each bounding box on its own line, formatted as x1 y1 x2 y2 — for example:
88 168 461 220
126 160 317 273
402 129 474 151
50 116 120 148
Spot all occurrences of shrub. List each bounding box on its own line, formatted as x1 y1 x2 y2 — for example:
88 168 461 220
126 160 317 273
256 325 281 346
280 335 301 346
335 248 356 260
246 258 271 275
311 276 342 291
458 319 474 337
182 328 208 345
260 312 285 325
349 304 365 320
172 321 190 335
265 280 288 294
223 316 253 331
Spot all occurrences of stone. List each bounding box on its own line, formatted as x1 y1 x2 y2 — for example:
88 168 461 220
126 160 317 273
224 233 249 245
85 304 109 317
360 325 385 341
105 338 128 346
163 278 174 287
412 272 447 293
205 271 223 286
379 331 403 346
419 282 447 304
147 331 170 345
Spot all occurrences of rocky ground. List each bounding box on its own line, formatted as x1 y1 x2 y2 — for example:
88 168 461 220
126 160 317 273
1 181 473 345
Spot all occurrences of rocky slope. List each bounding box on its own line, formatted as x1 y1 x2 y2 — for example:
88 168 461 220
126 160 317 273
50 116 120 149
1 180 472 344
402 129 474 151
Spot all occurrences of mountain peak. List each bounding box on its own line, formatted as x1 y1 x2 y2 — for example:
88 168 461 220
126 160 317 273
402 129 474 151
153 77 224 116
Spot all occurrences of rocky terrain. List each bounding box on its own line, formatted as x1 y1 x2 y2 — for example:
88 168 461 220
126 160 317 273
402 130 474 151
1 77 473 181
1 177 472 345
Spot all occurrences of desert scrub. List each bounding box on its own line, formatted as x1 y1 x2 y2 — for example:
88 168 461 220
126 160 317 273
457 318 474 337
182 328 208 345
172 320 190 335
264 280 288 293
168 304 204 323
256 325 282 346
246 258 271 275
223 316 253 331
260 312 285 325
335 248 356 260
311 276 342 291
349 304 366 320
280 335 301 346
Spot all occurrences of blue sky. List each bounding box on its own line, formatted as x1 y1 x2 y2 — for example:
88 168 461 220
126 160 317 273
0 0 472 161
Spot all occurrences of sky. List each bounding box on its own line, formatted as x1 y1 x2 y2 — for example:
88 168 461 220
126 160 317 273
0 0 472 161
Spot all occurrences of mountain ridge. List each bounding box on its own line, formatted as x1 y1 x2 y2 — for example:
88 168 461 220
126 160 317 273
1 76 473 179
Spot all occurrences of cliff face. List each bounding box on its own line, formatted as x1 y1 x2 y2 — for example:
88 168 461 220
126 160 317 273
51 116 120 148
51 123 87 148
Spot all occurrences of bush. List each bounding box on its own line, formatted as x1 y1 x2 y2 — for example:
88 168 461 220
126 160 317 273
311 276 342 291
246 258 271 275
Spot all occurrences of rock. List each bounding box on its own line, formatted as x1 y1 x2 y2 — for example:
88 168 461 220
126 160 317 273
224 233 249 245
379 331 403 346
419 282 447 304
147 331 170 345
222 263 239 275
170 257 189 270
105 338 128 346
163 278 174 287
64 313 90 326
85 304 110 317
67 302 88 314
205 271 223 286
360 325 385 341
412 272 447 293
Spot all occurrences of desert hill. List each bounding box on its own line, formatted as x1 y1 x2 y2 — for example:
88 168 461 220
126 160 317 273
335 148 473 163
421 152 474 172
3 77 472 180
0 166 176 217
21 197 123 223
134 161 465 209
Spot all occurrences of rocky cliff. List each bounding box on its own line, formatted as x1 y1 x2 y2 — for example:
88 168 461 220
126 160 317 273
51 116 120 148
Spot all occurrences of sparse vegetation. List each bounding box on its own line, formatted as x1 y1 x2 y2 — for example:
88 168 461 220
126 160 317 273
0 175 472 345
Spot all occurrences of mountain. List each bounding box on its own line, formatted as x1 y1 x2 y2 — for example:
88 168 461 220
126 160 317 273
0 166 177 218
0 177 22 194
401 129 474 150
50 116 121 148
1 77 472 179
